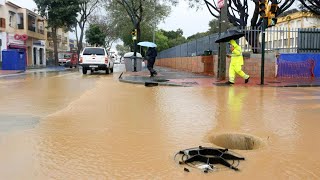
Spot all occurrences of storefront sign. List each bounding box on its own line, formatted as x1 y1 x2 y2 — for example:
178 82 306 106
8 34 25 46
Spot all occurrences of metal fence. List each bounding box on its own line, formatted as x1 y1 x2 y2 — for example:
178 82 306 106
158 27 320 59
158 34 219 59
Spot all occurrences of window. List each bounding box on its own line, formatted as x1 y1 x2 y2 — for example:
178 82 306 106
28 14 36 32
9 11 16 27
83 48 105 55
17 13 24 29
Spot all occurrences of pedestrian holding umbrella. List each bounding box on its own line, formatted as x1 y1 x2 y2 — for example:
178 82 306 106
138 41 158 77
215 29 249 84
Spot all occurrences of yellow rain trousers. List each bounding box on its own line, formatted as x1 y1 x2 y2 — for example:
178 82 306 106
229 40 249 83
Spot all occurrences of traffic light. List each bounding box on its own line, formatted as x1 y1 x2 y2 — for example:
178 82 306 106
267 4 278 27
259 0 268 18
131 29 137 40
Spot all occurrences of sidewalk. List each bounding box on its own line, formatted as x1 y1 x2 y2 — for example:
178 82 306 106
0 66 71 77
119 66 320 87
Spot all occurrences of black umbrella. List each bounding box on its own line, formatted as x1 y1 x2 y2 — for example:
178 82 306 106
215 29 245 43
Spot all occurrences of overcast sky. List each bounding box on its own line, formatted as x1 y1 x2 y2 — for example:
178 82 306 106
9 0 214 38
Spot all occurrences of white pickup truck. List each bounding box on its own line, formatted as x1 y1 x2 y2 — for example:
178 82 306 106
79 47 114 74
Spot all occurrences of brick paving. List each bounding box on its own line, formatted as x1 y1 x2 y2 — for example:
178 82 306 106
120 66 320 87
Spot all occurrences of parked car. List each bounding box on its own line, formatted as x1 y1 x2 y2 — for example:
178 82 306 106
64 53 78 68
79 47 114 74
58 53 72 66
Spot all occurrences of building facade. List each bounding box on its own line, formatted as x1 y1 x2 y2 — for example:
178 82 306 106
46 27 70 62
266 10 320 51
239 10 320 53
0 0 46 66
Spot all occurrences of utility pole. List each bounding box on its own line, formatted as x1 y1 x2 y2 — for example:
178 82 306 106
217 0 228 80
133 27 138 72
152 0 156 43
259 0 268 85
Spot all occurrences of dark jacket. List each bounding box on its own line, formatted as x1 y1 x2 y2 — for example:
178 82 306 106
146 47 157 59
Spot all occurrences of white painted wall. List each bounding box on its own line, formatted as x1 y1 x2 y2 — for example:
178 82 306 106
0 32 7 62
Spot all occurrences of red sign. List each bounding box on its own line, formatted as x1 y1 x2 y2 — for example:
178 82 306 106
218 0 224 9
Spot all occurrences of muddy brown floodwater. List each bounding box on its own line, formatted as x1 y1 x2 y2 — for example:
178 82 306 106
0 69 320 179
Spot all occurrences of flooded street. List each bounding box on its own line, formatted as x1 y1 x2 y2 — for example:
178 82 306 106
0 65 320 179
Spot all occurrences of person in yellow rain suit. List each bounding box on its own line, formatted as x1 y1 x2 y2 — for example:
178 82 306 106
226 39 250 85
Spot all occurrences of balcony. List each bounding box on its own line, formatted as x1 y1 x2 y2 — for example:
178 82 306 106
28 26 36 32
17 24 24 29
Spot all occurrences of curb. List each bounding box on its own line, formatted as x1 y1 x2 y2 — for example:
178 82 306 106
118 78 186 87
273 84 320 87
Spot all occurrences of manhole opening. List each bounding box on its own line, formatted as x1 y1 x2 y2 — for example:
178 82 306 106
145 82 158 87
153 79 169 82
210 133 263 150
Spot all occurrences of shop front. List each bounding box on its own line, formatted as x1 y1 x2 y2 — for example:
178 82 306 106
0 32 7 64
6 33 27 66
32 40 46 66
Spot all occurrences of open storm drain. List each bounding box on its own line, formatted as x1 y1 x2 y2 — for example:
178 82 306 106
152 79 170 82
175 146 245 173
210 133 263 150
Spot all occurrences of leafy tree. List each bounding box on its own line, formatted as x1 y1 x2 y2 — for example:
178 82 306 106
161 28 183 39
155 31 170 52
75 0 100 60
34 0 80 65
207 18 233 34
85 24 106 47
104 0 172 45
186 32 208 41
159 29 187 48
197 0 296 53
89 14 119 49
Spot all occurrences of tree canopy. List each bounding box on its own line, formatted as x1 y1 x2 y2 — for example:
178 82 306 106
35 0 80 30
85 24 107 47
104 0 172 46
34 0 80 64
75 0 100 58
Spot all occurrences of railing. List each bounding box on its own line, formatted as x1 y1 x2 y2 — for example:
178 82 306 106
17 24 24 29
158 27 320 59
28 26 35 32
158 34 219 59
238 26 300 53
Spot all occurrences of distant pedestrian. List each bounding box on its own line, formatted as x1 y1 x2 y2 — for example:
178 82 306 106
146 47 158 77
226 39 250 85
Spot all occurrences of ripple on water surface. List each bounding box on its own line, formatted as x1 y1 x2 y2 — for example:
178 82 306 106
0 114 40 133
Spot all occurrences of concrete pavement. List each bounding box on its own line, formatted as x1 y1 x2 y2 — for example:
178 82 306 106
2 65 320 87
119 66 320 87
0 66 73 78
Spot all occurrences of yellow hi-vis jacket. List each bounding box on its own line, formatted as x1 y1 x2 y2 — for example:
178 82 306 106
229 40 244 65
